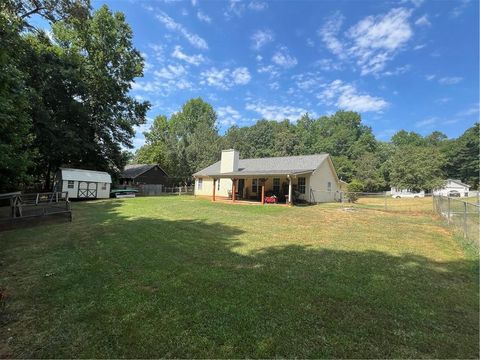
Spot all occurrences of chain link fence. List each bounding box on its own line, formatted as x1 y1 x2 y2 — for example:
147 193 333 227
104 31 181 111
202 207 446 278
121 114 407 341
433 195 479 247
310 190 434 213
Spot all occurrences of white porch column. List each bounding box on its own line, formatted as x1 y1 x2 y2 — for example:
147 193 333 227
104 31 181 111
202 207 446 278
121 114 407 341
288 175 293 206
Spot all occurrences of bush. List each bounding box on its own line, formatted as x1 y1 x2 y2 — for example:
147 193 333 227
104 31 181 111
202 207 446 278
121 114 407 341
345 179 364 203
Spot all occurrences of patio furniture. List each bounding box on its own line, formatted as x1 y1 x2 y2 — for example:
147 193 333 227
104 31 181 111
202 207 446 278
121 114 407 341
264 195 278 204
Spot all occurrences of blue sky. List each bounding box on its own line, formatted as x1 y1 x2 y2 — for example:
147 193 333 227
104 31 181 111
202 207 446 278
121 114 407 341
94 0 478 148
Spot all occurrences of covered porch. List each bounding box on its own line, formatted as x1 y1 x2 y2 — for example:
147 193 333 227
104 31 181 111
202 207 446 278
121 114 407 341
210 172 310 206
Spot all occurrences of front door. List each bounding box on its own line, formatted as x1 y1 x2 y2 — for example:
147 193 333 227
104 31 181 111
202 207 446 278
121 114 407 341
78 181 97 198
237 179 245 199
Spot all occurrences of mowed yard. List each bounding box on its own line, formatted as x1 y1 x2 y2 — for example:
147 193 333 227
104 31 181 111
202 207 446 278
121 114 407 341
1 196 478 358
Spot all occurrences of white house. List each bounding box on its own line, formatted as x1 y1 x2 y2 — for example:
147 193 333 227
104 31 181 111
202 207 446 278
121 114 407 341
53 168 112 199
193 149 344 204
433 179 470 197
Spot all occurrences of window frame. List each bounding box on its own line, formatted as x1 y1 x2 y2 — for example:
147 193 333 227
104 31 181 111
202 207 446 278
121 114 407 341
273 178 280 193
327 181 332 192
252 178 258 193
217 179 220 191
67 180 74 189
298 177 306 194
102 182 107 190
197 178 203 190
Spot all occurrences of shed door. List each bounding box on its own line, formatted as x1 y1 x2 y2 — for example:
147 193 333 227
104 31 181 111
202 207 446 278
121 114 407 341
78 182 97 198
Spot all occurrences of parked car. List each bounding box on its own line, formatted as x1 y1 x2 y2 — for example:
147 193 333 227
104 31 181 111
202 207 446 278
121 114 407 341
448 190 461 197
391 188 425 199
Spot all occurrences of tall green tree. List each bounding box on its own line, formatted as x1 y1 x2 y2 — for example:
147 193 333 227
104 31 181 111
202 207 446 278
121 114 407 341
389 145 446 192
50 5 149 182
446 123 479 189
0 9 33 191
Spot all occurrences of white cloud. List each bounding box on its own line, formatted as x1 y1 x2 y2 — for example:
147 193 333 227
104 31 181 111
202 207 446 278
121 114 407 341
246 102 314 122
438 76 463 85
251 29 274 50
306 38 315 47
382 64 411 76
155 11 208 49
154 64 187 80
171 45 205 65
257 64 280 78
318 80 389 112
149 43 165 62
200 67 251 89
413 44 426 50
314 58 342 71
269 81 280 90
224 0 245 19
415 15 431 27
217 106 242 126
319 8 413 76
197 11 211 23
292 72 323 92
317 12 345 57
435 97 451 103
231 67 252 85
191 0 197 6
425 74 436 81
400 0 425 7
451 0 471 18
255 55 263 61
415 117 436 128
272 46 298 68
456 103 479 116
248 1 268 11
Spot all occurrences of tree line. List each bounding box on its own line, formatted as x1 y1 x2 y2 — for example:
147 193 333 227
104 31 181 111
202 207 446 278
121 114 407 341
1 0 149 192
1 1 477 194
136 98 479 192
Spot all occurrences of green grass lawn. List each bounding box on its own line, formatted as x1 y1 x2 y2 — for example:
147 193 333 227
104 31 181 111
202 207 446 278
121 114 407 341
1 197 478 358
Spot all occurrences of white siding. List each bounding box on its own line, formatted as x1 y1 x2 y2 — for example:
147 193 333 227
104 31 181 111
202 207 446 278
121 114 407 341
61 180 110 199
194 178 233 197
433 180 469 197
308 159 341 203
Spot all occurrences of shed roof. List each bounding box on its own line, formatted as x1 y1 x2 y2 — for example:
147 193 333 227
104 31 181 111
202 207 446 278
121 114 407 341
194 154 329 177
121 164 167 179
60 168 112 183
447 179 471 188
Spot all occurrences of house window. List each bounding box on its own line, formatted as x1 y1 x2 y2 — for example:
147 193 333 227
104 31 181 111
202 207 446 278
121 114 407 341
102 183 107 190
252 179 258 193
197 178 203 190
217 179 220 191
298 177 306 194
67 180 74 189
327 181 332 192
273 178 280 193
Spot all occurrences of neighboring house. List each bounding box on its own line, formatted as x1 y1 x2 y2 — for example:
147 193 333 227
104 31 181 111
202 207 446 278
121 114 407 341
120 164 169 186
193 149 342 204
433 179 470 197
53 168 112 199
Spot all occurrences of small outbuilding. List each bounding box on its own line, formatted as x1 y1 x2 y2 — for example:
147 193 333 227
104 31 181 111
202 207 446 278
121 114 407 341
433 179 470 197
54 168 112 199
120 164 169 186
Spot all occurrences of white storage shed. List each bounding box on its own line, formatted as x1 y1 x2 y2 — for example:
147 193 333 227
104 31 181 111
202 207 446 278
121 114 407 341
54 168 112 199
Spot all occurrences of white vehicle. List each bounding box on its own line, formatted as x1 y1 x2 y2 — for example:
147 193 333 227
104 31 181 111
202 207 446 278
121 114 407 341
390 188 425 199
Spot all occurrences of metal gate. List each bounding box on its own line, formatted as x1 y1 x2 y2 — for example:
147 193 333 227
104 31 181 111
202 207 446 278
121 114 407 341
78 181 97 198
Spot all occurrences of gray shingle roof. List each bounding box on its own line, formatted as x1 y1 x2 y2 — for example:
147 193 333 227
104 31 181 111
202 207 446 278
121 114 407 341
121 164 158 179
193 154 329 177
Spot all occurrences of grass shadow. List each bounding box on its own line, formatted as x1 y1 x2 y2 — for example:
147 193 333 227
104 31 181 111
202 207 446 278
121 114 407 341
0 198 478 358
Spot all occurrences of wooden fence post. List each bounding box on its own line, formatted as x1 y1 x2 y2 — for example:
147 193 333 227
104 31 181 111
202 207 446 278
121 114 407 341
463 201 467 239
